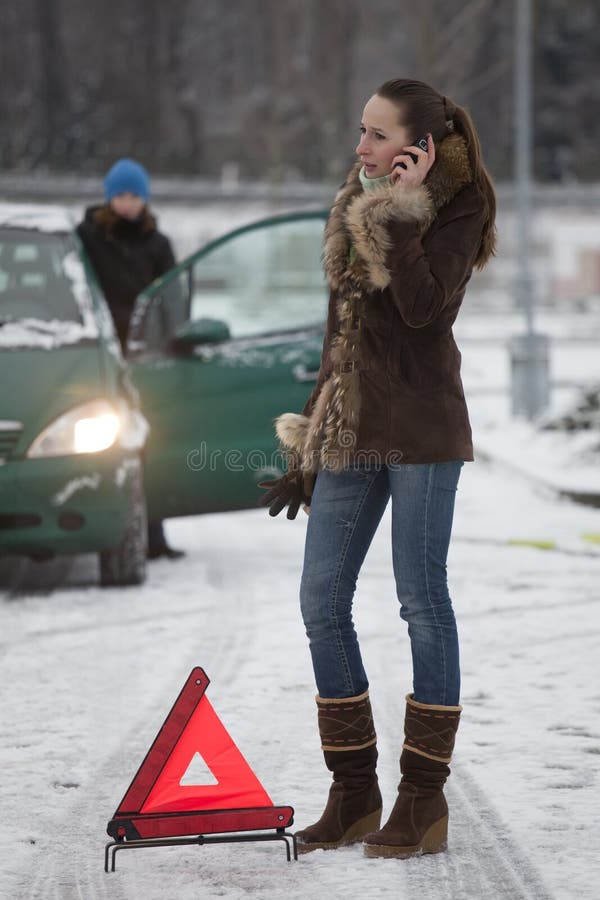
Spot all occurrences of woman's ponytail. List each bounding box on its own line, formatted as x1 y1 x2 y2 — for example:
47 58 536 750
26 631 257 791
451 103 497 270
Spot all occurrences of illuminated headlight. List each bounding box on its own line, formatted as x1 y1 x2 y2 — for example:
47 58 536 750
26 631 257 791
27 400 121 458
74 412 120 453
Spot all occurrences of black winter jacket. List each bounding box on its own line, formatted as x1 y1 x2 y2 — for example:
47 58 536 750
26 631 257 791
77 204 175 349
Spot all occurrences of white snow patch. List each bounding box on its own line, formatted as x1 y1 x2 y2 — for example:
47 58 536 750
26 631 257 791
0 316 99 349
475 419 600 493
51 473 101 506
114 455 142 487
0 202 74 233
60 250 98 332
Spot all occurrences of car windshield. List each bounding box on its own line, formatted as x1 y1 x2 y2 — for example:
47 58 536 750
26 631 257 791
0 228 101 348
0 229 83 325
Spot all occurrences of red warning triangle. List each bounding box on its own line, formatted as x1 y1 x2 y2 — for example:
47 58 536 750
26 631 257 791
141 693 272 813
114 667 272 817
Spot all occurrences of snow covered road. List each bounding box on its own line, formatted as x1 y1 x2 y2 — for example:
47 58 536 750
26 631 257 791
1 454 599 900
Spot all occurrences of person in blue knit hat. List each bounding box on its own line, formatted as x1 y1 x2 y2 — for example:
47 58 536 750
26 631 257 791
77 157 167 345
77 158 184 561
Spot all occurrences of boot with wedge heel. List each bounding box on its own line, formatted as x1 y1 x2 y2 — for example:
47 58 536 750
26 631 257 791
363 693 461 859
295 691 382 854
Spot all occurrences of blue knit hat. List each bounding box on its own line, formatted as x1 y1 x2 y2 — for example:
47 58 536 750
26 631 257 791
104 158 150 201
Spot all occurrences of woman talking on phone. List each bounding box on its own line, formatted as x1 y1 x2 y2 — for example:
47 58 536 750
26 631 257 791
259 79 497 858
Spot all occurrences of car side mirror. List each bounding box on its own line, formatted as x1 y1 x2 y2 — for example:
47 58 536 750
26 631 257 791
170 317 231 353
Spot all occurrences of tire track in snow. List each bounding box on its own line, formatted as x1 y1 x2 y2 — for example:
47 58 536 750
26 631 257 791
24 739 136 900
21 550 260 900
0 554 87 598
372 694 555 900
446 764 555 900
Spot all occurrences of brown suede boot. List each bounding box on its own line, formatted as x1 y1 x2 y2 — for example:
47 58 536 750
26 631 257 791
363 693 461 859
295 691 383 854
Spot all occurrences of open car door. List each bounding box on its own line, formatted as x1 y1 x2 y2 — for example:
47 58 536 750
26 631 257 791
127 211 328 520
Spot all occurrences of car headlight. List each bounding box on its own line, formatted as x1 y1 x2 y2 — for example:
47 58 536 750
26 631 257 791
26 400 121 458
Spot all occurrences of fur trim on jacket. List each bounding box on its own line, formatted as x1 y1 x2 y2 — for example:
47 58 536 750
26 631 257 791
92 204 157 234
275 133 474 474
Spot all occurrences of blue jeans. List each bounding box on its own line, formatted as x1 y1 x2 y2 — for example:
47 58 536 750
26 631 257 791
299 461 464 706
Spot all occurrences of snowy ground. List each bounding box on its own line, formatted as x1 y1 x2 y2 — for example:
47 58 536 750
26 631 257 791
1 353 600 900
1 451 599 900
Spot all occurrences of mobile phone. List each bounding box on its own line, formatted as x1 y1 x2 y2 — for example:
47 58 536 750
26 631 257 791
394 134 429 169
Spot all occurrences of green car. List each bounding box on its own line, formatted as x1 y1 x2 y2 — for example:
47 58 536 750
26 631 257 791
0 204 328 584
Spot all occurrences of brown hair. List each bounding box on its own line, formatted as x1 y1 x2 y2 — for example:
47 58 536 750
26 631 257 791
376 78 497 270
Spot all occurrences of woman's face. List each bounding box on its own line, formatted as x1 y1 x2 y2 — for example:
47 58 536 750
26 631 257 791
356 94 412 178
109 192 146 220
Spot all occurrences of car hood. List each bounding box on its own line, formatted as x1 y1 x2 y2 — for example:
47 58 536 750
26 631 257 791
0 345 105 452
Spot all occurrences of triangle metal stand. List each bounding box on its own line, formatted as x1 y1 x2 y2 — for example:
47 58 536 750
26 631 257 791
105 824 298 872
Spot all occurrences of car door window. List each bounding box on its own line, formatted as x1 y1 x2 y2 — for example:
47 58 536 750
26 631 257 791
128 213 328 356
189 215 328 338
128 270 190 353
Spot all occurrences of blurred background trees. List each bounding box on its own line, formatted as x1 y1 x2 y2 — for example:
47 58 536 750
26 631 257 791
0 0 597 182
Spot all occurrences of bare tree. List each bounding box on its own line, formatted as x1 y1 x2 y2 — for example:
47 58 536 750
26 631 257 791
0 0 595 183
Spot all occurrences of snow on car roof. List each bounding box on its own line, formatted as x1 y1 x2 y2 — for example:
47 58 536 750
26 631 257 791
0 203 74 234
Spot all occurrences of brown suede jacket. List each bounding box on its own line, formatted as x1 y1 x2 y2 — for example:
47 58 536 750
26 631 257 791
275 133 489 472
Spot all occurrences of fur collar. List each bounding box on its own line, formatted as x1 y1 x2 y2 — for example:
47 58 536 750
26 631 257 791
91 204 157 235
324 133 473 291
274 133 474 474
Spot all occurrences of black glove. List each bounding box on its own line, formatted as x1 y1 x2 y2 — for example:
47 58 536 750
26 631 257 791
258 470 316 519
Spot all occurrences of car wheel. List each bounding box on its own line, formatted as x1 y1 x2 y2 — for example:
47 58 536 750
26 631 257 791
99 464 147 587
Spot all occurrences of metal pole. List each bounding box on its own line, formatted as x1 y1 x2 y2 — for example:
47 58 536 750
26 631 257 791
515 0 534 335
509 0 550 420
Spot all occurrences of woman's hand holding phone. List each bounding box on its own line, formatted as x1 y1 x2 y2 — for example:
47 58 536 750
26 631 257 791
391 133 435 187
